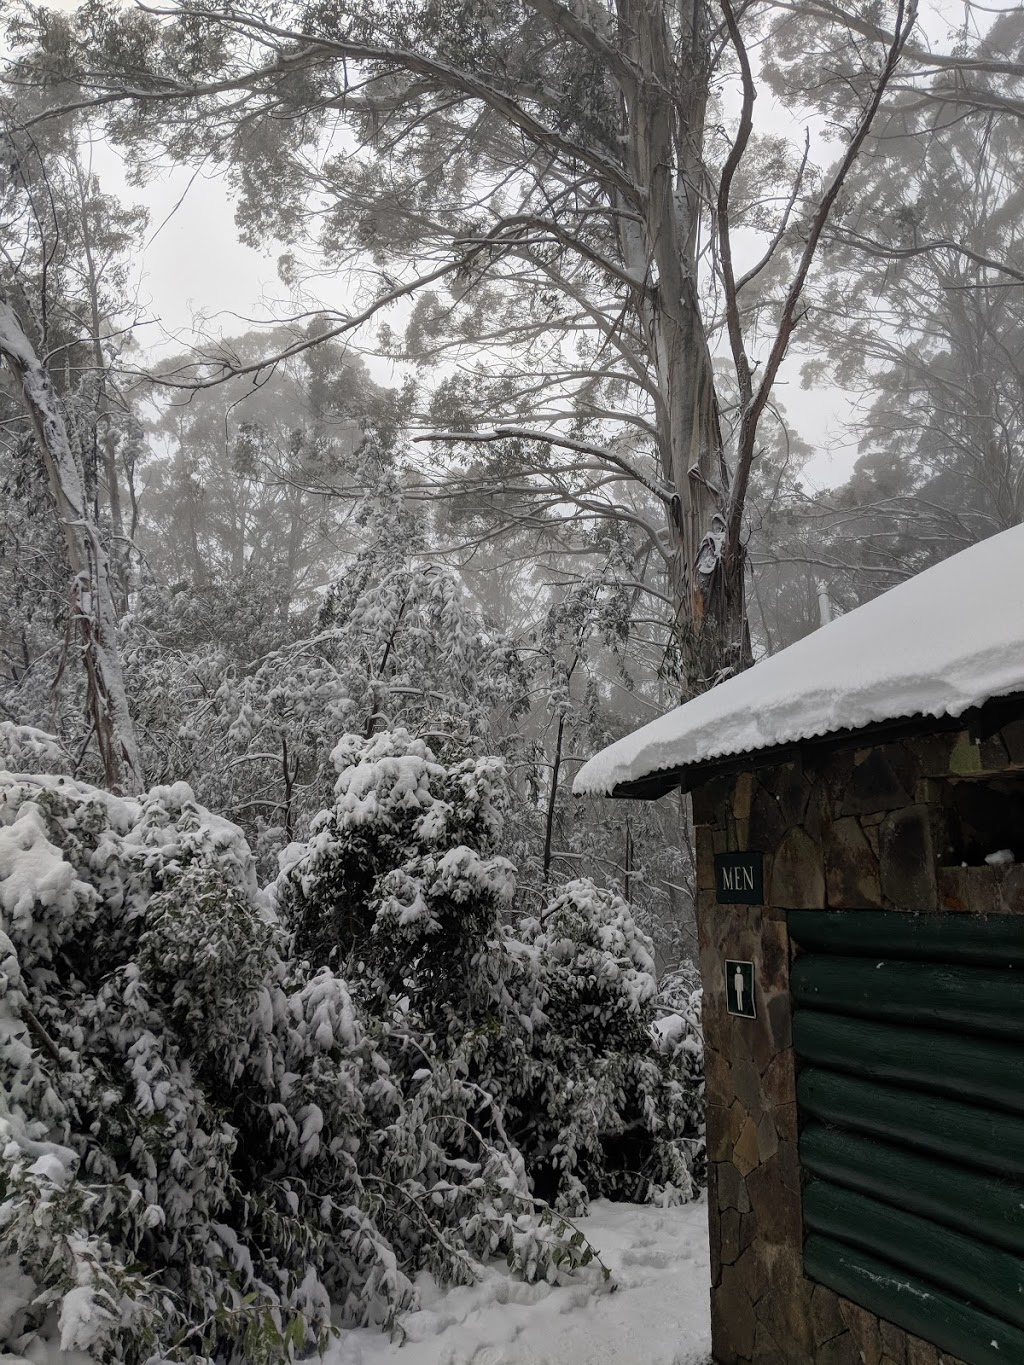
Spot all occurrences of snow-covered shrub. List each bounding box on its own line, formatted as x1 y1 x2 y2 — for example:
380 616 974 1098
0 721 66 774
277 731 705 1218
653 964 706 1190
513 882 704 1209
0 774 356 1360
0 767 600 1363
1 736 703 1361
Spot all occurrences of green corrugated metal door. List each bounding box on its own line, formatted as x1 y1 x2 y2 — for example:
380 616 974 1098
789 910 1024 1365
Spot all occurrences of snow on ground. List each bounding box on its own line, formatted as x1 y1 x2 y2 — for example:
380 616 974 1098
0 1199 710 1365
327 1198 711 1365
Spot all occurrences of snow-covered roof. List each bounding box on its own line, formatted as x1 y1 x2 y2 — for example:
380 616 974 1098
574 525 1024 798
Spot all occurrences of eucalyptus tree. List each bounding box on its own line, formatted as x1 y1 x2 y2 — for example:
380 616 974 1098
6 0 919 689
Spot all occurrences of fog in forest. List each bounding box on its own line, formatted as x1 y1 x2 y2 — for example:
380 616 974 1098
0 1 1021 1357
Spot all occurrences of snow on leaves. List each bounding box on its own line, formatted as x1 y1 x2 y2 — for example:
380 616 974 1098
0 737 703 1362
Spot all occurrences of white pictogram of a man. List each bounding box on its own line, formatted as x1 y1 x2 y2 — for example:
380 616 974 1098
733 963 745 1013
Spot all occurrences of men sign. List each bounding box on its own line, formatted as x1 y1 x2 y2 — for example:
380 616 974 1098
714 852 764 904
726 960 756 1019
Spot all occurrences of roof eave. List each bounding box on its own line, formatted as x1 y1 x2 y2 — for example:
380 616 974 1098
600 690 1024 801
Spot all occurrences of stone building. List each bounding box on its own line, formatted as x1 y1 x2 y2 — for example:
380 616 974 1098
575 528 1024 1365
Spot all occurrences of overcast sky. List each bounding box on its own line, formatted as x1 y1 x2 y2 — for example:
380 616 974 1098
70 13 873 494
46 0 986 490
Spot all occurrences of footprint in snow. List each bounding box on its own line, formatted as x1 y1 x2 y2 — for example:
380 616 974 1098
618 1247 674 1268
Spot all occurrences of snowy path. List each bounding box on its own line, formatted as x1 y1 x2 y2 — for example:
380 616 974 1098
328 1198 711 1365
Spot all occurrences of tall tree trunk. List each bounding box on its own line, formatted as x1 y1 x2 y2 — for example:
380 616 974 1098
75 152 130 616
617 0 750 690
0 292 144 794
542 709 566 887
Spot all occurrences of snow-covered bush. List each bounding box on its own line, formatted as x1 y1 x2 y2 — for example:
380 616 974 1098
277 731 705 1215
1 736 702 1361
0 767 600 1363
514 882 704 1208
0 774 354 1360
0 722 66 774
653 964 706 1190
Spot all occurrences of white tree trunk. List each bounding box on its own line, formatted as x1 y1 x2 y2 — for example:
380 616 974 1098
0 292 144 794
616 0 748 684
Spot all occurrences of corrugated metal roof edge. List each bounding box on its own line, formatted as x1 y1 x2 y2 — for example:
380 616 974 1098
597 691 1024 801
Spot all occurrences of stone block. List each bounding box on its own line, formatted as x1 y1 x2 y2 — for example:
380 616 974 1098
739 1209 758 1255
762 1050 796 1108
753 1255 813 1360
839 1299 882 1365
863 821 881 857
979 729 1010 771
732 1057 764 1118
913 776 943 806
728 1010 759 1068
803 772 831 845
757 1111 779 1163
879 804 936 910
839 744 914 815
810 1283 847 1348
948 731 982 775
910 732 955 776
817 1333 864 1365
716 1159 740 1211
769 827 825 908
716 1159 752 1214
752 1318 787 1364
720 1206 741 1265
937 866 969 913
746 1159 802 1246
693 772 734 825
773 761 810 826
824 747 856 807
705 1047 731 1106
708 1196 722 1287
825 815 884 908
879 1318 908 1364
772 1100 798 1144
964 866 1000 916
751 782 791 852
733 772 755 848
906 1337 939 1365
708 1100 745 1163
776 1137 801 1194
733 1242 771 1307
714 1262 758 1361
697 885 717 917
733 1115 761 1178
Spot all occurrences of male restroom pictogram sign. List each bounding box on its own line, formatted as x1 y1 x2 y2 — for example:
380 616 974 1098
725 960 756 1018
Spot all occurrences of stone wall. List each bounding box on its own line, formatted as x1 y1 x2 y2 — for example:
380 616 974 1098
692 717 1024 1365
